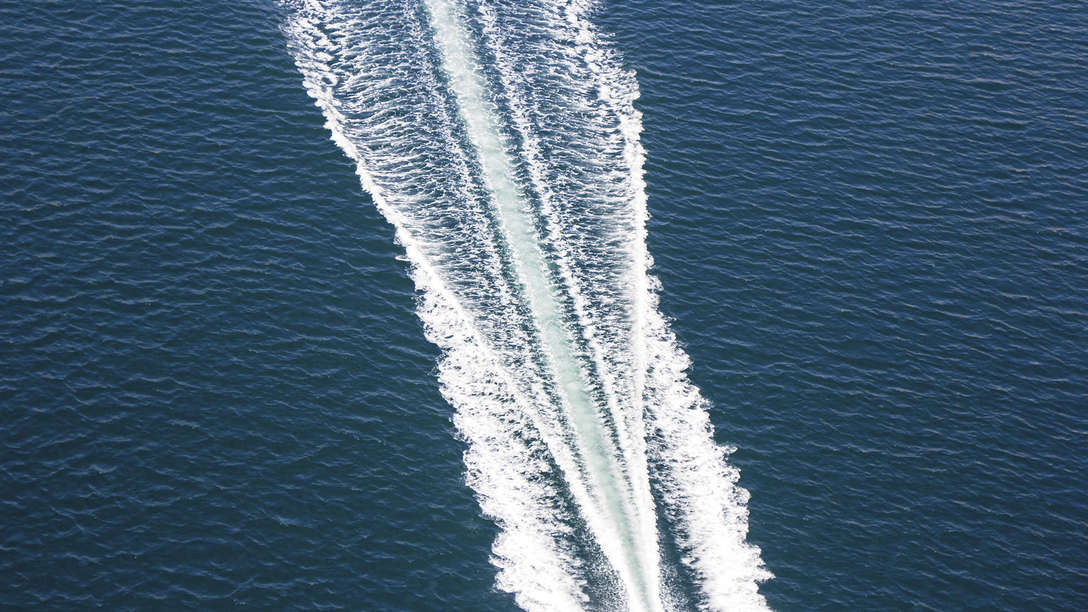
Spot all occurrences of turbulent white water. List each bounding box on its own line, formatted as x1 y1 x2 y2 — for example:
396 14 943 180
283 0 772 609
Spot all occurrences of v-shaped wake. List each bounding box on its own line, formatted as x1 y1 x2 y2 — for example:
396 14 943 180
283 1 771 609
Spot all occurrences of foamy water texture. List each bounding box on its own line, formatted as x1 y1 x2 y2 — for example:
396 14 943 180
284 0 771 609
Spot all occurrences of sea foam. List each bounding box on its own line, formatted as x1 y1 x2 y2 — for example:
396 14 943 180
283 1 771 609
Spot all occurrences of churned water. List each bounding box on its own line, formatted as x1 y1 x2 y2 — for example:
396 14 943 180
2 1 1085 610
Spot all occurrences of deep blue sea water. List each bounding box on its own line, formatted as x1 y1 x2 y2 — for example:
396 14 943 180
2 1 1086 610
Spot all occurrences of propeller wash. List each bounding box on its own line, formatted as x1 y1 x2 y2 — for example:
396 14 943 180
283 1 771 609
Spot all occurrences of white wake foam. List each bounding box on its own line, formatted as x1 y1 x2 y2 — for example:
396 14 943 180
282 1 771 609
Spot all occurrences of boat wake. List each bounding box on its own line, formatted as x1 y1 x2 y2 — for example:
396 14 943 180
282 0 771 609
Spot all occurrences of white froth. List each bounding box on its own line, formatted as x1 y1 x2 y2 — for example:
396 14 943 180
283 0 772 609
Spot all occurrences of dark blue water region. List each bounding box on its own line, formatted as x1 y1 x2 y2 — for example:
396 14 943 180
2 0 1085 610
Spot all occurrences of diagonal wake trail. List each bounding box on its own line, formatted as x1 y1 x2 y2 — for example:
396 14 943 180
282 0 772 609
422 0 661 608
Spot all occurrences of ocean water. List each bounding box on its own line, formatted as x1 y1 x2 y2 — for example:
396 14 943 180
1 0 1085 610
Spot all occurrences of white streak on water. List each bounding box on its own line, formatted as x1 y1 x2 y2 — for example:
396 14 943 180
422 1 662 609
283 0 772 609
